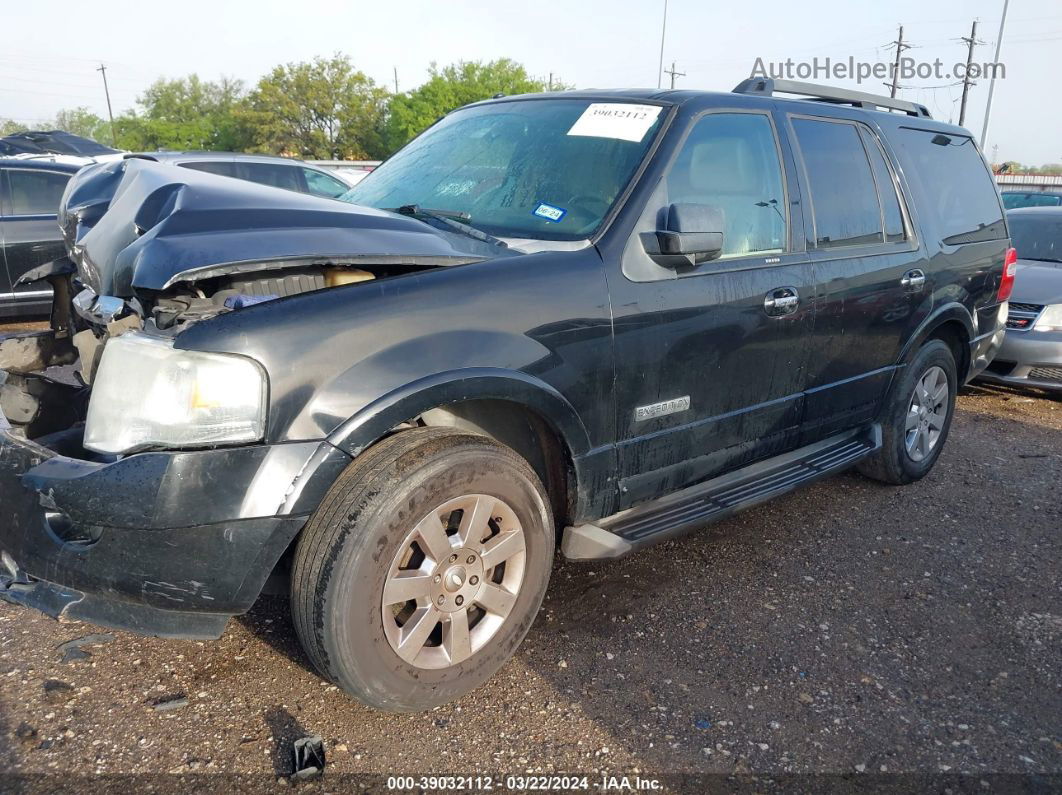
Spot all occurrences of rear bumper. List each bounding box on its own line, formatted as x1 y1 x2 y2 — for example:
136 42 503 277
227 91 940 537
975 327 1062 392
966 320 1008 383
0 391 349 638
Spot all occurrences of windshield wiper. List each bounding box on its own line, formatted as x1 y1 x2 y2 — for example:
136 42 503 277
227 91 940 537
392 205 508 248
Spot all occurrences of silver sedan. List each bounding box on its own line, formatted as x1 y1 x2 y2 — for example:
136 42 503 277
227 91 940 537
979 207 1062 392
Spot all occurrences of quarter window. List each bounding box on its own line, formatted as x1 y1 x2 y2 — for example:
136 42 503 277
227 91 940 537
235 162 303 192
666 113 787 258
180 161 237 178
302 167 348 198
895 128 1005 245
791 118 883 248
2 169 71 216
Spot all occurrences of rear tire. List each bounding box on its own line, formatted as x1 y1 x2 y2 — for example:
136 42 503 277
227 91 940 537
290 427 554 712
857 339 957 485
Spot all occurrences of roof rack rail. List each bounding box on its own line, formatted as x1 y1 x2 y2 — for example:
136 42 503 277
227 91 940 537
732 78 931 119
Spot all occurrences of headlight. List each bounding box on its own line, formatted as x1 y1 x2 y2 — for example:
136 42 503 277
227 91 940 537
1035 304 1062 332
85 332 267 455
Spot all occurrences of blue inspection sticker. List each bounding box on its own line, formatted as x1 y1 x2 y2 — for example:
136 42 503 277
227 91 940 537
532 202 567 223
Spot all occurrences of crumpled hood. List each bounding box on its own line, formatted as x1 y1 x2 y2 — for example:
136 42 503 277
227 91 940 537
1013 259 1062 306
59 157 511 296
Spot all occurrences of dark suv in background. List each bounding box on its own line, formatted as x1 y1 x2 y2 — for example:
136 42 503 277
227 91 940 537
0 157 83 317
0 79 1011 712
132 151 352 198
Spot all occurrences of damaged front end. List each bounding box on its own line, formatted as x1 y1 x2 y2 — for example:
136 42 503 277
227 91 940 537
0 157 505 637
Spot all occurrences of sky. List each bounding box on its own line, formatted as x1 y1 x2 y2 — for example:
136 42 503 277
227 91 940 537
1 0 1059 164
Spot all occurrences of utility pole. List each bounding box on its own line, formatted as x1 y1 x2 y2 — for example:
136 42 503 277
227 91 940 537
664 61 685 89
657 0 668 89
548 72 554 91
981 0 1010 148
884 25 910 98
958 20 981 126
96 63 116 146
393 67 399 94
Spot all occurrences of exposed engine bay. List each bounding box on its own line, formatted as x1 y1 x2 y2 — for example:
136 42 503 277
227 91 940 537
2 155 516 418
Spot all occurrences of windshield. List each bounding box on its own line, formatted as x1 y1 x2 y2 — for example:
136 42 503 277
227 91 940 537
1009 213 1062 263
340 99 666 241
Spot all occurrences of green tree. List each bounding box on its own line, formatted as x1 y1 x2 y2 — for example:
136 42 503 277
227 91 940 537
114 75 248 151
0 118 28 136
384 59 563 152
240 55 388 159
52 107 110 142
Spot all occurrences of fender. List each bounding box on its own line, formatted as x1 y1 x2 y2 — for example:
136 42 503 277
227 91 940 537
325 367 593 459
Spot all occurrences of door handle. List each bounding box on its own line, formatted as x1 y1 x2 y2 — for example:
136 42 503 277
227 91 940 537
901 269 926 291
764 287 799 316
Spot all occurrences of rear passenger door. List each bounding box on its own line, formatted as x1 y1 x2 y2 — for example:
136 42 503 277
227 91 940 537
787 115 928 442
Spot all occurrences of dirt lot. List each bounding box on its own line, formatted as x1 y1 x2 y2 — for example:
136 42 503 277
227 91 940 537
0 375 1059 790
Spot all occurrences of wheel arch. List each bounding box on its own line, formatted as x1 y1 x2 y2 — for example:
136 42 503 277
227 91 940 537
325 368 590 526
897 303 974 379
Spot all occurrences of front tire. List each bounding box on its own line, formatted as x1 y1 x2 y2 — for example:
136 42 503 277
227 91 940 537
290 427 554 712
857 339 957 485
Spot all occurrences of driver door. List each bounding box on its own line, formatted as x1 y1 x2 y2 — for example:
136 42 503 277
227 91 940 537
606 109 816 509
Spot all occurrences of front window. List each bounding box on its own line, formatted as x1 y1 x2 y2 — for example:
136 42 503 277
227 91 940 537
341 99 666 241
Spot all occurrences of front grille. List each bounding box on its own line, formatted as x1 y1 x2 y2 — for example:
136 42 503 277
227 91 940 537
1007 302 1044 331
1028 366 1062 383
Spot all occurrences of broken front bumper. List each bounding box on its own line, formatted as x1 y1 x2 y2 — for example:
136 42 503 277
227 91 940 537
0 396 350 639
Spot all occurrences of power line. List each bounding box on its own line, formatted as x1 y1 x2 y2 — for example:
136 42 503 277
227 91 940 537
656 0 668 89
663 61 685 89
884 24 912 97
958 19 982 126
97 63 116 147
981 0 1011 148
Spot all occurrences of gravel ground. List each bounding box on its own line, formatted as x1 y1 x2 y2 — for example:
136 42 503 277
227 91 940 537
0 382 1059 791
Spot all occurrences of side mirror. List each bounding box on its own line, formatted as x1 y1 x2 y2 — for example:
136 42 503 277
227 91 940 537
641 203 724 268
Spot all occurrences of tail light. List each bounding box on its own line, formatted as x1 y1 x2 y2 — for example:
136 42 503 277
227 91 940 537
997 247 1017 302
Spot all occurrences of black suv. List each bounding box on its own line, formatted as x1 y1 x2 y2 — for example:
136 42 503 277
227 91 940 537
0 80 1011 712
0 157 84 317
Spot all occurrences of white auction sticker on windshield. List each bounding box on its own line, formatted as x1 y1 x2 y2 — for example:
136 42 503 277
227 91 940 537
567 103 662 142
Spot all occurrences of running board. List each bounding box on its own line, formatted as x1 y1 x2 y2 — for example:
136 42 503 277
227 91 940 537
562 425 881 560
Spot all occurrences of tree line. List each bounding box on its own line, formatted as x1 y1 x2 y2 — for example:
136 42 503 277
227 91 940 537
0 56 570 160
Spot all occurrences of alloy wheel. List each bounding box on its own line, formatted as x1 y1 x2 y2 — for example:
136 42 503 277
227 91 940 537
381 494 527 670
905 365 949 463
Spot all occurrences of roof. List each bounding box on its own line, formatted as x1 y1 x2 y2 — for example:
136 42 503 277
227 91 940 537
0 156 85 173
1007 206 1062 216
130 151 311 164
0 130 118 157
471 86 971 137
1001 188 1062 196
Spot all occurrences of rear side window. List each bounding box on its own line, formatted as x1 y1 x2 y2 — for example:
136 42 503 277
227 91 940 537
791 118 883 248
235 162 303 192
180 161 237 178
896 128 1005 245
2 169 71 215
